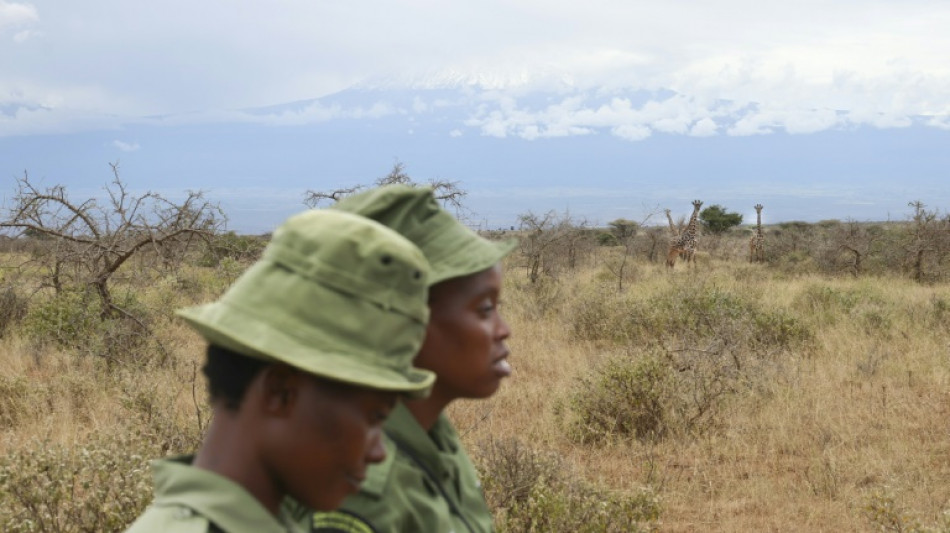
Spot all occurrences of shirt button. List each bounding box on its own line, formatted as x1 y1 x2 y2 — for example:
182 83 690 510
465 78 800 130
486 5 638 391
175 507 193 519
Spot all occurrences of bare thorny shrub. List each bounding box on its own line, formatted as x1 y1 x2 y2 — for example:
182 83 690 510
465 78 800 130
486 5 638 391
2 164 225 312
303 160 468 217
516 210 595 285
765 202 950 281
0 164 225 366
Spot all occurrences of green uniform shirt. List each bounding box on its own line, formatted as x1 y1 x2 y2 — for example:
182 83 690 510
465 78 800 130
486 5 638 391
126 456 305 533
304 403 494 533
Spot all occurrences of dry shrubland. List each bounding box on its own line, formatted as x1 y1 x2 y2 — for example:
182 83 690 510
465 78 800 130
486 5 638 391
2 210 950 532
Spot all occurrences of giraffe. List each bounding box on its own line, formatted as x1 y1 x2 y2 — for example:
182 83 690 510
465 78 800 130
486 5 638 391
666 200 703 268
749 203 765 263
665 208 680 236
665 208 689 261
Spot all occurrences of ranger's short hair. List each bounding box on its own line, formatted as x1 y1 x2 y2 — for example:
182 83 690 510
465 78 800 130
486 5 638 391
203 344 268 410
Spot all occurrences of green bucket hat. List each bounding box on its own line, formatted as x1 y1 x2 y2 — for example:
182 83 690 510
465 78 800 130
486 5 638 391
332 185 517 285
176 209 436 398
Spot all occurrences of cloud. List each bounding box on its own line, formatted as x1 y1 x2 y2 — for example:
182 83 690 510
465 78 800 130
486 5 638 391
611 124 651 141
926 116 950 130
411 97 428 113
461 90 867 141
0 1 37 30
3 1 950 138
0 104 123 137
689 118 718 137
112 140 140 152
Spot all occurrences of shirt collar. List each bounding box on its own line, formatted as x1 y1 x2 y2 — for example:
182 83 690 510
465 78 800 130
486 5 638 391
383 403 460 471
151 456 302 533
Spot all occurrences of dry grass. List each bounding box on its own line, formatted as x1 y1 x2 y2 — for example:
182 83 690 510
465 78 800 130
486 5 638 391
451 255 950 532
3 243 950 531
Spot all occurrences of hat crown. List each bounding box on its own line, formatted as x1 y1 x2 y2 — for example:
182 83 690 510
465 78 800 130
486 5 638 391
332 185 518 284
266 209 429 321
176 209 435 397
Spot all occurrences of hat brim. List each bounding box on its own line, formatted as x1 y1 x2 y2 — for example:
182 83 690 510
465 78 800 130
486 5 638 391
427 235 518 285
177 302 436 399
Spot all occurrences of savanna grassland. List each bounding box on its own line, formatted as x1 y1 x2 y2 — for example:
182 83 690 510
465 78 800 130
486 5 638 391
2 206 950 532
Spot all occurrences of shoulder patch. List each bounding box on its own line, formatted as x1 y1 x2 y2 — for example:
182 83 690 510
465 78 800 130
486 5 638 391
311 510 377 533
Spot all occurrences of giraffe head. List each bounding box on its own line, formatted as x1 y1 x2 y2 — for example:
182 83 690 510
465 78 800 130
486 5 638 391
692 200 703 210
754 204 763 213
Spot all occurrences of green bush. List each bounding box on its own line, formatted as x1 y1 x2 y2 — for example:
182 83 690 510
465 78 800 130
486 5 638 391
0 376 33 428
473 437 660 532
197 231 266 267
0 374 98 429
568 284 620 342
864 488 950 533
508 277 564 321
21 289 99 350
793 284 896 336
567 282 811 442
561 343 764 443
0 433 161 533
597 232 619 246
570 282 811 350
775 249 817 275
0 284 29 337
794 285 860 319
562 354 670 444
931 294 950 329
114 368 207 454
22 289 165 366
751 308 813 348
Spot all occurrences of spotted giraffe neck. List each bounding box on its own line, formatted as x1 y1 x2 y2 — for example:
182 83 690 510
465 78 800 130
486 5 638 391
665 209 679 235
671 201 702 248
683 201 701 239
750 204 765 262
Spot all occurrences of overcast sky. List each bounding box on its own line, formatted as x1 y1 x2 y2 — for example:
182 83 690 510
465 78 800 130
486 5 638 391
2 1 949 231
5 1 950 133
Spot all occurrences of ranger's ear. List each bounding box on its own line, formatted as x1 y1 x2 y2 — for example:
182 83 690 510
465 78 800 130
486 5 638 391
259 364 301 416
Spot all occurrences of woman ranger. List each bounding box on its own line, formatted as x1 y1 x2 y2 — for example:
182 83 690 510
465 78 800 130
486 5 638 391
125 209 436 533
297 185 517 533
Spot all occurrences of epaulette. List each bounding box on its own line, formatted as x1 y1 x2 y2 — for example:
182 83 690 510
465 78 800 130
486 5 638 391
311 509 377 533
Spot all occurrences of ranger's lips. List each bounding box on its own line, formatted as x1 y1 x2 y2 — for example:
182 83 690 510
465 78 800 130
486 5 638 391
492 351 512 376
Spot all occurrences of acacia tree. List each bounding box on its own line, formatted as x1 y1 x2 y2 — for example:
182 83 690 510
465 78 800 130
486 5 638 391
827 219 884 277
303 161 467 215
516 210 592 284
602 210 662 289
903 201 950 283
1 163 225 318
643 226 667 263
604 218 639 291
517 211 562 284
699 205 743 235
